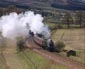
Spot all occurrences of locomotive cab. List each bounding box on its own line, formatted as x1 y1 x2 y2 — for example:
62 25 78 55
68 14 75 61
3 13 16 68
29 30 34 37
46 39 55 51
36 33 44 38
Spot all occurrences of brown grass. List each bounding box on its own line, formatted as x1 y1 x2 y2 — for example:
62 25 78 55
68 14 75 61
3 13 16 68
52 29 85 50
52 28 85 63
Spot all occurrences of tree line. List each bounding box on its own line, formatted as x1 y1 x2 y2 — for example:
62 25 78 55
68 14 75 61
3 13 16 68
0 5 24 16
61 11 85 28
0 5 85 28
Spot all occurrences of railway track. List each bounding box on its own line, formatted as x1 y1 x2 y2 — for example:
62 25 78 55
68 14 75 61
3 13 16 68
26 38 85 69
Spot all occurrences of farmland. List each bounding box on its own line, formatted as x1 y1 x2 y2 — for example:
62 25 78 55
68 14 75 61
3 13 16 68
45 22 85 64
0 37 68 69
0 20 85 69
17 49 68 69
0 22 85 69
52 28 85 63
0 0 85 68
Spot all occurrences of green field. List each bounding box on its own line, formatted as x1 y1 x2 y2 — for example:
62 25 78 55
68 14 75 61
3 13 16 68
0 53 9 69
0 37 68 69
52 29 85 50
44 22 85 64
0 23 85 69
17 49 68 69
51 28 85 63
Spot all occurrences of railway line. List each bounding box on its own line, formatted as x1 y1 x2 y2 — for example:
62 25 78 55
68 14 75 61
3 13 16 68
26 37 85 69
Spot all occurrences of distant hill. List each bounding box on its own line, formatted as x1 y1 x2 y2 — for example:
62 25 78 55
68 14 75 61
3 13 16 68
0 0 85 10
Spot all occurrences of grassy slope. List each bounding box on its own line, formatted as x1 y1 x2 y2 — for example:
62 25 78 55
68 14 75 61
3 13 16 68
47 22 85 63
17 49 68 69
0 34 68 69
45 23 84 50
0 39 29 69
0 36 9 69
0 53 9 69
53 29 85 64
52 29 85 50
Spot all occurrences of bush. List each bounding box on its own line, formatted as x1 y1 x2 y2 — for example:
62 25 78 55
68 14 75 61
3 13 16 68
55 41 65 52
57 24 63 29
67 50 76 57
16 36 25 51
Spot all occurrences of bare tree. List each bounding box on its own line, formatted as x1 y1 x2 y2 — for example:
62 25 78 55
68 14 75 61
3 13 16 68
76 11 83 28
62 12 73 29
0 8 3 16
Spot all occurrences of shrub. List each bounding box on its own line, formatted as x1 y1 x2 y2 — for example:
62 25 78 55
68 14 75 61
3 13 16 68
67 50 76 57
55 41 65 52
16 36 25 51
57 24 63 29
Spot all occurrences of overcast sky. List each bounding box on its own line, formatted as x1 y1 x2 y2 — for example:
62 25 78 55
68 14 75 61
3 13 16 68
81 0 85 1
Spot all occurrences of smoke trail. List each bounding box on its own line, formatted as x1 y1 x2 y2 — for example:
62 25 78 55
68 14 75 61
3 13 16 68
0 11 50 39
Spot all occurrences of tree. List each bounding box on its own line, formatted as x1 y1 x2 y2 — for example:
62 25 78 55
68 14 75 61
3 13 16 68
55 41 65 52
75 11 83 28
65 13 70 28
16 36 25 51
62 12 73 29
0 8 3 16
6 5 22 14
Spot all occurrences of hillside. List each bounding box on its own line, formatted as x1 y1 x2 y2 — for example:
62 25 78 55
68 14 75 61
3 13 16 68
0 0 85 10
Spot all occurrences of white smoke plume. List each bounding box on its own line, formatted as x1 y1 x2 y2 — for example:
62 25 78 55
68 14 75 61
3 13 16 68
0 11 50 39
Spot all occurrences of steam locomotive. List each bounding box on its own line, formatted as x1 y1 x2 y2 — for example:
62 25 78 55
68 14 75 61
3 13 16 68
28 30 76 57
29 30 55 52
22 30 76 57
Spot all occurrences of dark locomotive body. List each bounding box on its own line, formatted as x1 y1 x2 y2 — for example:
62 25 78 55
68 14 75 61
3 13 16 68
29 30 55 51
34 36 55 51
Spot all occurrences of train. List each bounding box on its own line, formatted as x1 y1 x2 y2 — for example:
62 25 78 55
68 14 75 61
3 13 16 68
29 30 57 52
28 30 76 57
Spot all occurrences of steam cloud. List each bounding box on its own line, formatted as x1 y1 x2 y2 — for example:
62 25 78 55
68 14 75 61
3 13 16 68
0 11 50 39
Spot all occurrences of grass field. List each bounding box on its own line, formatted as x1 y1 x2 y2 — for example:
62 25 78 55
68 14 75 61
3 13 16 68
51 28 85 64
0 36 9 69
0 38 30 69
52 29 85 50
0 37 68 69
0 23 85 69
0 53 9 69
17 49 68 69
44 22 85 64
53 29 85 63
